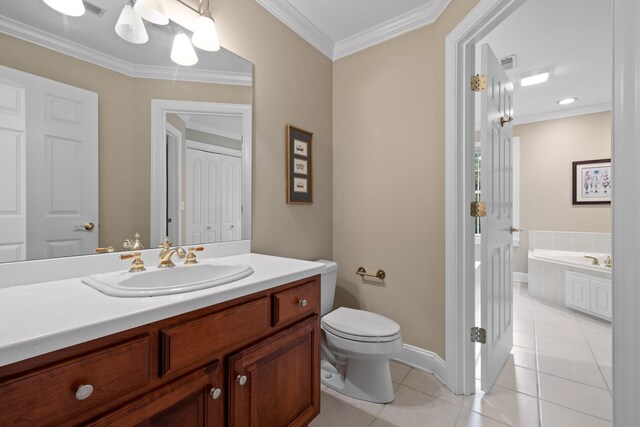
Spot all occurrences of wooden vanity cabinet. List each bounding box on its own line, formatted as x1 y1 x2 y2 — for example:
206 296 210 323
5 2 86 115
228 316 320 427
0 275 321 427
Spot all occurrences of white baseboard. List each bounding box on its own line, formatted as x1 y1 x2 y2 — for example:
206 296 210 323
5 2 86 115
513 272 529 283
393 344 447 384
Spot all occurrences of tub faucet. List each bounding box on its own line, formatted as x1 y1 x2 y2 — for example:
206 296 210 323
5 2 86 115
584 255 600 266
158 237 186 268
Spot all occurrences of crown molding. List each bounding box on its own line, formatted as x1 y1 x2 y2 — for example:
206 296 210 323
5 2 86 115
254 0 334 59
333 0 452 60
0 15 252 86
513 102 611 126
474 102 611 130
255 0 452 61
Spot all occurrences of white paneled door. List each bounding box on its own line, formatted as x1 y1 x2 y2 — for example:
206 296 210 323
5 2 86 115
0 78 27 262
185 148 241 245
0 66 99 261
480 44 515 392
220 155 242 241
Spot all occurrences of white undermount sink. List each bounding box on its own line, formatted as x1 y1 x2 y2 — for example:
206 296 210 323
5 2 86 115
82 261 254 297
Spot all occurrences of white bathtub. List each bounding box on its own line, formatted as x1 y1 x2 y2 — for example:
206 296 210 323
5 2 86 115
528 249 611 306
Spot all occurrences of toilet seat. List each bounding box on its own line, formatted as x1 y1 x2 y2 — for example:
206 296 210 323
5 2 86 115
322 307 401 343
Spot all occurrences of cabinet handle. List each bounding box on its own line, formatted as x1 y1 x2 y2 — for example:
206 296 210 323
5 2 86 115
298 299 308 307
209 387 222 400
75 384 94 400
236 375 247 386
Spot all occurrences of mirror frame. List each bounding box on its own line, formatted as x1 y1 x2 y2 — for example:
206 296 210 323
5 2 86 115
150 99 252 247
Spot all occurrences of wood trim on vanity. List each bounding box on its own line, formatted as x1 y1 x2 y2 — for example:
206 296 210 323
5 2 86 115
0 274 321 426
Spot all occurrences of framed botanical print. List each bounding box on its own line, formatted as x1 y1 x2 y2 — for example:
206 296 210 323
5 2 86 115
286 125 313 204
572 159 612 205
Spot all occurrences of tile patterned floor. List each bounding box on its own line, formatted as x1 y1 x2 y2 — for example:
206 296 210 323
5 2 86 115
310 283 612 427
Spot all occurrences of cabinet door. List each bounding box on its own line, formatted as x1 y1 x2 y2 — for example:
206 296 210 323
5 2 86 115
565 272 591 311
88 362 224 427
228 316 320 427
590 278 612 321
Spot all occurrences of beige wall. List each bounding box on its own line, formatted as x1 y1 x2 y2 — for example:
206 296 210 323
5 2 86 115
214 0 333 260
0 0 333 260
513 112 612 272
333 0 479 357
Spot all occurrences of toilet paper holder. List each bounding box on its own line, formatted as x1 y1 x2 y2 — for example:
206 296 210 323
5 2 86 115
356 266 386 280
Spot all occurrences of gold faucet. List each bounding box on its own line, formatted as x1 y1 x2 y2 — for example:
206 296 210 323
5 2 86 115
121 252 145 272
184 247 205 265
584 255 600 266
604 255 612 268
158 237 186 268
123 233 144 251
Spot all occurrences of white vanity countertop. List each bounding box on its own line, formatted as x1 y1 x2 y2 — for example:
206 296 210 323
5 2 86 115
0 253 325 368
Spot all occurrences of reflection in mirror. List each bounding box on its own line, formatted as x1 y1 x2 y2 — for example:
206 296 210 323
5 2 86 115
151 100 252 247
0 0 252 263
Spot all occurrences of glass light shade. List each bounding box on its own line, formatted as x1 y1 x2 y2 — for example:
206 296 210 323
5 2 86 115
134 0 169 25
171 33 198 66
42 0 85 17
192 13 220 52
115 4 149 44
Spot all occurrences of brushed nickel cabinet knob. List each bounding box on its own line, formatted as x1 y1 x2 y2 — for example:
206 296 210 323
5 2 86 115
210 387 222 400
75 384 94 400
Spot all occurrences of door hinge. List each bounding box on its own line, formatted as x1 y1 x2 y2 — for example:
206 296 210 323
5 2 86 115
470 201 486 218
470 74 487 92
471 327 487 344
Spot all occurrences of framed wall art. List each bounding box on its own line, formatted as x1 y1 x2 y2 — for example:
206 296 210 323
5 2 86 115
572 158 612 205
286 125 313 204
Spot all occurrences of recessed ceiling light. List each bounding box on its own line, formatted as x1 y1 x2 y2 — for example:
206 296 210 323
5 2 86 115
520 71 550 87
557 97 577 105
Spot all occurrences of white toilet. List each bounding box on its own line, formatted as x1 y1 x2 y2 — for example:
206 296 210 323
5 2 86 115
316 260 402 403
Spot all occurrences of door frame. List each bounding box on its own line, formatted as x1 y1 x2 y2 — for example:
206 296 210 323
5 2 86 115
444 0 527 396
150 100 252 247
165 121 182 244
445 4 637 422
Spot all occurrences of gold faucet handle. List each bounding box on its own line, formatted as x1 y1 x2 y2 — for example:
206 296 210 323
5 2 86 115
121 252 146 272
95 246 114 253
184 247 205 265
159 237 173 250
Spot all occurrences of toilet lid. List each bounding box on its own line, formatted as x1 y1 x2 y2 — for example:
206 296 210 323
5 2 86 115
321 307 401 342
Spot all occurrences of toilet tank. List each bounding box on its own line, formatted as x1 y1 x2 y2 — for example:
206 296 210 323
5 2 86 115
315 260 338 316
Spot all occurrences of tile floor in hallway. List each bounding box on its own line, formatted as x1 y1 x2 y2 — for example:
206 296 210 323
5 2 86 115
309 283 612 427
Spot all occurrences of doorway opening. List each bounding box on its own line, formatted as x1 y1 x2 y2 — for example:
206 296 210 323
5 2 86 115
446 0 613 420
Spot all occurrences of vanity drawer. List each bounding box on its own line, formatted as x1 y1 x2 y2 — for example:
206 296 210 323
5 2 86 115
272 279 320 327
159 296 270 377
0 334 151 426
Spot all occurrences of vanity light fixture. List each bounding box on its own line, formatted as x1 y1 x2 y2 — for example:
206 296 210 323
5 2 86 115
42 0 85 17
191 0 220 52
557 97 577 105
134 0 169 25
115 2 149 44
171 33 199 66
520 70 551 87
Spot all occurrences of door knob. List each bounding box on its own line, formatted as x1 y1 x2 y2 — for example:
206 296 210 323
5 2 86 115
236 375 247 386
209 387 222 400
75 222 95 231
510 227 522 234
500 116 514 127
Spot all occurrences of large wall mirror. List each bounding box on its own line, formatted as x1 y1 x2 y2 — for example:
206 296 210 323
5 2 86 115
0 0 253 263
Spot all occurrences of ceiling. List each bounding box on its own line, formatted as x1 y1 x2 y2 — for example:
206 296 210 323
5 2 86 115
255 0 451 59
259 0 611 122
0 0 252 84
476 0 612 125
